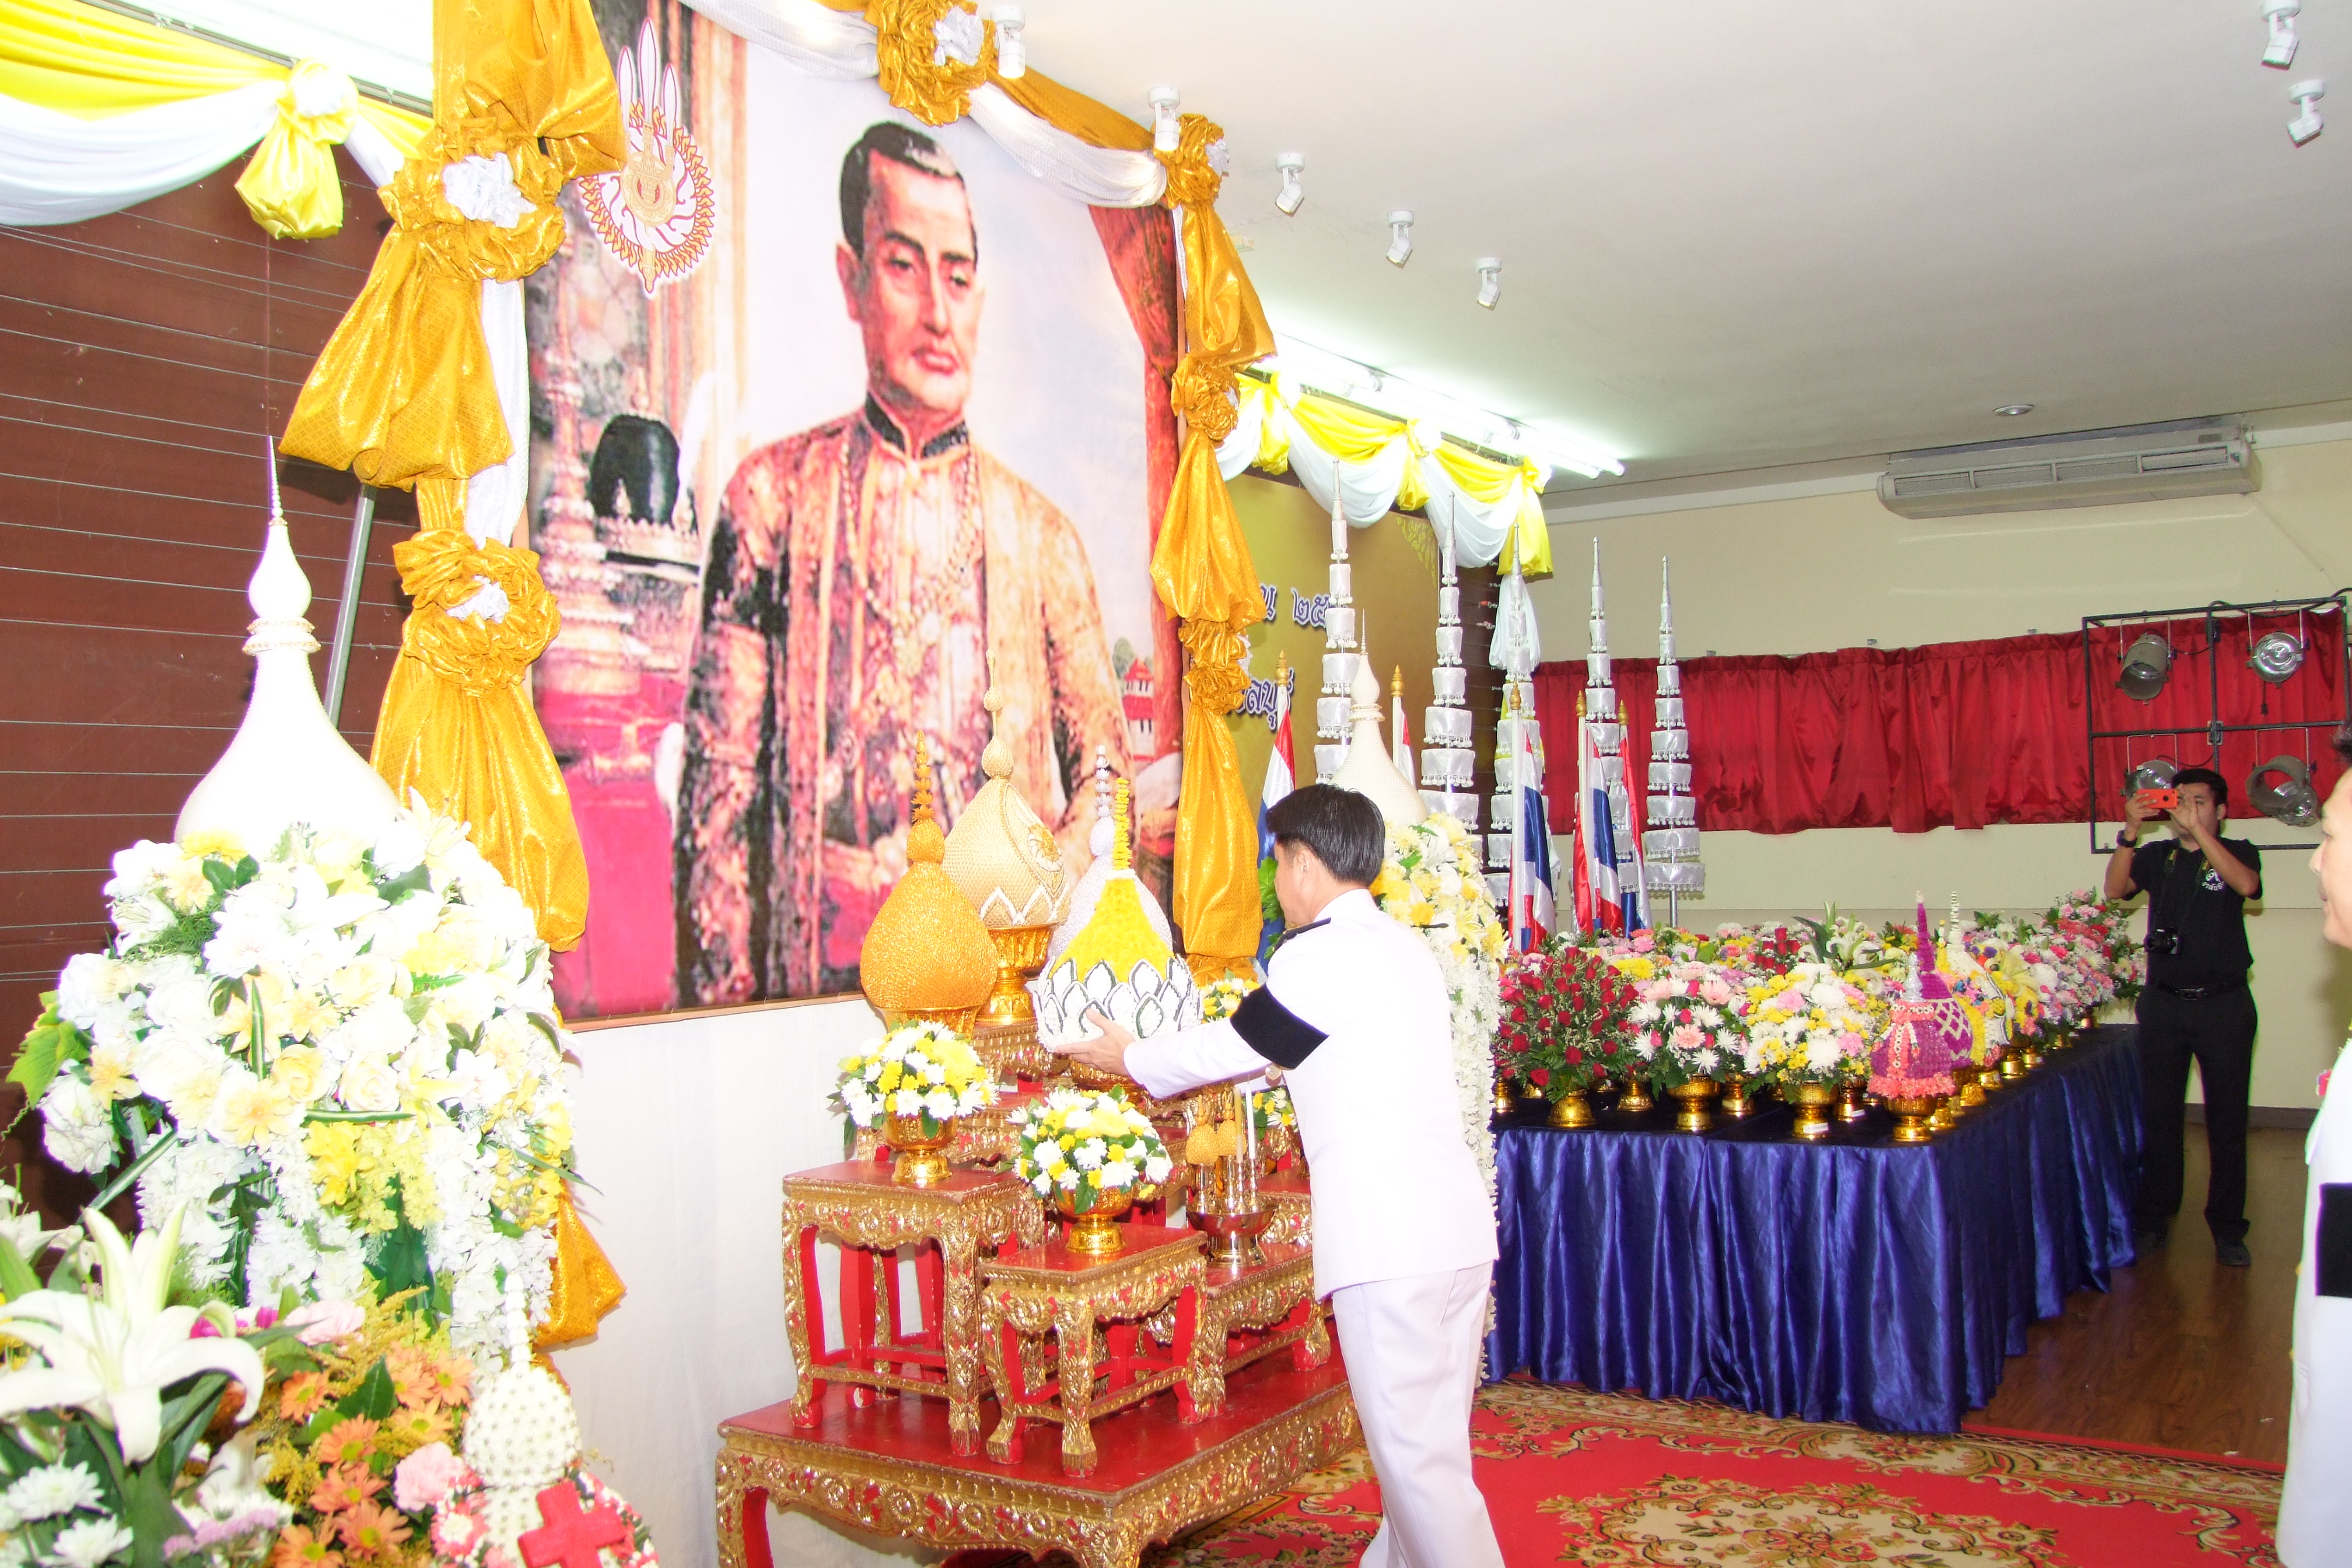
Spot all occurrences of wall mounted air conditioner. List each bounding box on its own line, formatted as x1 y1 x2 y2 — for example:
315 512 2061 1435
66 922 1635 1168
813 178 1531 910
1877 416 2258 519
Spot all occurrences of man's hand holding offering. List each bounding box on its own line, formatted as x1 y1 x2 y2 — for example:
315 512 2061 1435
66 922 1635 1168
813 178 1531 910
1046 1007 1137 1079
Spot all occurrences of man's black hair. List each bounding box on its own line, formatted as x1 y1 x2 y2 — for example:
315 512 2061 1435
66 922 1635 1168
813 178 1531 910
839 121 965 259
2174 766 2230 807
1266 785 1385 887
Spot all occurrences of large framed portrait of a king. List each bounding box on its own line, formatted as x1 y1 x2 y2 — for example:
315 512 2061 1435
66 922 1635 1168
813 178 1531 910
529 1 1182 1017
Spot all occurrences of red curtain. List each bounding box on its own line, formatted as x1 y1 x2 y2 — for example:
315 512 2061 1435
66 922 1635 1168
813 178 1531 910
1534 611 2343 835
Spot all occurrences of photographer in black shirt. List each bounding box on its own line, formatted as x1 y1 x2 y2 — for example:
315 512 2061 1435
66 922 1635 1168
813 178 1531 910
2104 766 2264 1267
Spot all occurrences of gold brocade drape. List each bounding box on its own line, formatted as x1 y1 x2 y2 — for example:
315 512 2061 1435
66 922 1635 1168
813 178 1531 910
278 0 624 1353
279 0 621 951
1153 116 1275 977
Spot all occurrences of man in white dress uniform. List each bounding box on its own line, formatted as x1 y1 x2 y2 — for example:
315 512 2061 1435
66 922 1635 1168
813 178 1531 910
1053 783 1505 1568
2280 724 2352 1565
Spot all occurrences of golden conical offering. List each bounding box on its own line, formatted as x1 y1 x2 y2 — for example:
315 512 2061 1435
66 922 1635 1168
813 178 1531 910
858 733 999 1033
943 687 1068 1027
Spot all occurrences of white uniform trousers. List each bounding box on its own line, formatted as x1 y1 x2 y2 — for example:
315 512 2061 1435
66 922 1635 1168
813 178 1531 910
1329 1262 1506 1568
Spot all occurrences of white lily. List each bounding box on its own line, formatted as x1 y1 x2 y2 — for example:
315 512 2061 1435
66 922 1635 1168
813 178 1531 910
0 1206 262 1463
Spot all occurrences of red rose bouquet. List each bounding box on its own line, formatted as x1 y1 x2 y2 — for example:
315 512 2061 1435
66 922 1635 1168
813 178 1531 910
1496 942 1640 1098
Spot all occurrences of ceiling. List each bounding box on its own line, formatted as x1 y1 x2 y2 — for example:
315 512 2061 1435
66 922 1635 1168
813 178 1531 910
148 0 2352 495
1011 0 2352 495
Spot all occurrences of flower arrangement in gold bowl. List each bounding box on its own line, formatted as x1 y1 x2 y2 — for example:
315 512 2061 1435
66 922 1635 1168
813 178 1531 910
1010 1088 1172 1256
832 1022 999 1186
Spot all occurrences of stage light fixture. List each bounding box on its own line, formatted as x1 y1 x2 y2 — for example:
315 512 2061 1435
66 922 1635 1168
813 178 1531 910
1475 257 1502 309
1385 211 1413 267
2265 0 2301 68
2250 629 2306 683
992 5 1025 77
1275 153 1305 215
2119 632 2172 699
2125 757 2179 796
1149 87 1181 153
2290 78 2326 144
2250 755 2322 826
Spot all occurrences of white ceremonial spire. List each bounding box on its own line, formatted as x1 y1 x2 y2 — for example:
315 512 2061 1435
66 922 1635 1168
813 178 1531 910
1314 479 1360 782
1418 516 1479 829
1643 555 1703 921
177 439 400 846
1333 642 1426 825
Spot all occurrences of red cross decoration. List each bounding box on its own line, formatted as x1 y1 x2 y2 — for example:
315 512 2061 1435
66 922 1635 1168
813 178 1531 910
518 1480 632 1568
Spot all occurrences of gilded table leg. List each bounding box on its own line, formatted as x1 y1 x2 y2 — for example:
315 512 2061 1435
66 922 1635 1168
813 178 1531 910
1055 1298 1100 1476
940 1233 984 1456
783 1222 823 1427
1188 1303 1229 1418
1296 1297 1332 1369
1071 1519 1144 1568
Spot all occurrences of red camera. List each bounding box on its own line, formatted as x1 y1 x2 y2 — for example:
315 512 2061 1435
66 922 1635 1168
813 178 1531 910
2132 788 2179 811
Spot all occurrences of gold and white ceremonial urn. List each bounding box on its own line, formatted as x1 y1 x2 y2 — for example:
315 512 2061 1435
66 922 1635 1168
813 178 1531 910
858 733 999 1037
943 688 1071 1029
1028 778 1200 1089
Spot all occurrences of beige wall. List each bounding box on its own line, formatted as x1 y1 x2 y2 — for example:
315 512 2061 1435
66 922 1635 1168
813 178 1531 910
1530 436 2352 1108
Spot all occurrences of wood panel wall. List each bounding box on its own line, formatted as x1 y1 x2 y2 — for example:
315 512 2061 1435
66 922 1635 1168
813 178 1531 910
0 155 413 1210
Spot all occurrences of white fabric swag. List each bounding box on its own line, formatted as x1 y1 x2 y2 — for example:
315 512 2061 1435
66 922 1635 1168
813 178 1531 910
1217 381 1550 573
681 0 1170 207
0 79 405 228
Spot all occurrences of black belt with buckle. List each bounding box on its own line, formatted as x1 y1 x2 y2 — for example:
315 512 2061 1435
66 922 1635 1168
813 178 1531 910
2154 977 2248 1000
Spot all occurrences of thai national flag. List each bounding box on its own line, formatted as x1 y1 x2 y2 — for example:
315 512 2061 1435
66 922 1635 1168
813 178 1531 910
1256 670 1296 961
1508 716 1554 951
1578 716 1626 935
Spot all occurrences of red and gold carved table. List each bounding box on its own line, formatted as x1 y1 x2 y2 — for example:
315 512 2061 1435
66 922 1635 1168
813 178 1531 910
979 1224 1208 1476
1186 1241 1329 1417
714 1350 1358 1568
780 1161 1044 1457
1259 1172 1312 1245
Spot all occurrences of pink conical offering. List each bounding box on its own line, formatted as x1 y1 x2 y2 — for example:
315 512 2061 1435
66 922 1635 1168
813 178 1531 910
1870 897 1968 1098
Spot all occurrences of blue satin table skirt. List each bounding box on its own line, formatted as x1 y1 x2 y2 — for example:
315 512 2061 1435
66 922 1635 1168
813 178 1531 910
1486 1026 2143 1432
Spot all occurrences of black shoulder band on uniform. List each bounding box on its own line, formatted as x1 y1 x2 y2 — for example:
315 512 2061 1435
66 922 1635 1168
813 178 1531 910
1267 917 1329 956
1231 986 1326 1069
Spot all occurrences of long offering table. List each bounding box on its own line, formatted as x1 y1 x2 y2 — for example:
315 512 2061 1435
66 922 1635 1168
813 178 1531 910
1486 1026 2143 1432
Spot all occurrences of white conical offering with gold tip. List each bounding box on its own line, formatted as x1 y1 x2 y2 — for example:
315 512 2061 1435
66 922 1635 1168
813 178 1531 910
1046 751 1168 968
944 687 1069 1026
1029 778 1199 1049
1332 648 1428 827
177 449 398 848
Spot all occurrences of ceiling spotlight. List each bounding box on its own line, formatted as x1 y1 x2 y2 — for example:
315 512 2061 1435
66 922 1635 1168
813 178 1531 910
2250 755 2322 826
1274 153 1304 215
2264 0 2301 68
1148 86 1181 153
2249 628 2305 682
1476 257 1502 310
1385 211 1413 267
2119 632 2173 699
2290 78 2326 144
1993 402 2034 416
2126 757 2180 796
992 5 1025 78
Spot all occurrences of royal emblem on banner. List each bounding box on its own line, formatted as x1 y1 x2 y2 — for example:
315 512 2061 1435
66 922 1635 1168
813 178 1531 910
581 21 713 292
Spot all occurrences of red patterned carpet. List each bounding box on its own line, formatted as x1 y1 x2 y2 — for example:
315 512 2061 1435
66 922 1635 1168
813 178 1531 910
947 1381 2282 1566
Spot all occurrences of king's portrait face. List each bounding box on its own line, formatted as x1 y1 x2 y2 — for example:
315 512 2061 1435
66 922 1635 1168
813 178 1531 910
836 150 982 436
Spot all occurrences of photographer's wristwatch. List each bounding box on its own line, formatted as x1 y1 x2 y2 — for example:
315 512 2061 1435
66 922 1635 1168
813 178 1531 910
2116 827 2138 850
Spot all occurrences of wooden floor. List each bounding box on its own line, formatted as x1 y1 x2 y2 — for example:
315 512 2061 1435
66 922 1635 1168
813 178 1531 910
1971 1126 2301 1462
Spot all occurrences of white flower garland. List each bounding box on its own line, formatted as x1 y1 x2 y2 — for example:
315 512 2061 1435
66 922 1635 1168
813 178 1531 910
1371 816 1505 1200
26 804 571 1364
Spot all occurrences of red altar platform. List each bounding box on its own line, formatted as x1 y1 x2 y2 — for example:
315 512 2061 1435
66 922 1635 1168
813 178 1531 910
715 1346 1358 1568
